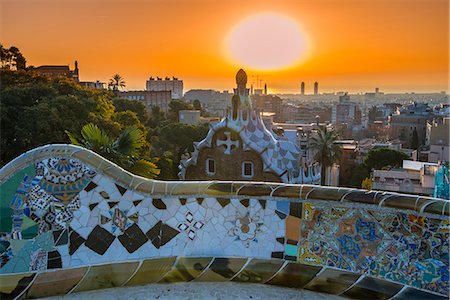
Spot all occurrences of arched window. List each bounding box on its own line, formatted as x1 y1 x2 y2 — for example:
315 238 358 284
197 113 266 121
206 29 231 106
242 161 254 178
206 159 215 175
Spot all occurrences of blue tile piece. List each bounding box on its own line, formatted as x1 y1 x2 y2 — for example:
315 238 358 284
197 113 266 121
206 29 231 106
276 201 289 214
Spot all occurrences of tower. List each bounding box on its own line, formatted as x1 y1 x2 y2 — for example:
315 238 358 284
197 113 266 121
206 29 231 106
73 60 79 82
233 69 251 109
314 81 318 95
301 82 305 95
264 83 267 95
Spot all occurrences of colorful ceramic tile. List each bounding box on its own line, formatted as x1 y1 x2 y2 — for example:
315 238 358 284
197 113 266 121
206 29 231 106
71 262 139 292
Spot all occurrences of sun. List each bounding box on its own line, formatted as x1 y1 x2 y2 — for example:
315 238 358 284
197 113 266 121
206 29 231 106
225 13 310 71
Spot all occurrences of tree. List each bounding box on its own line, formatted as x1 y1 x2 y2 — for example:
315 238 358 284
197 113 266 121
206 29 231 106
0 44 26 70
364 148 409 171
66 123 160 179
347 164 370 188
108 74 126 92
168 100 193 122
153 123 209 178
411 128 419 150
193 99 202 110
361 176 372 190
309 126 342 185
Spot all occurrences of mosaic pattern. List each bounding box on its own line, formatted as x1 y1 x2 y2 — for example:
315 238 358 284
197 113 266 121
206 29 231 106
0 144 448 299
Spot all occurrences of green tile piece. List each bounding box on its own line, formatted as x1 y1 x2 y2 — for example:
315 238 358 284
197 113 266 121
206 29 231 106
159 257 213 283
267 262 322 288
125 257 176 286
304 268 361 294
71 262 139 293
195 257 248 282
342 276 403 300
0 164 35 233
232 258 284 283
26 267 88 298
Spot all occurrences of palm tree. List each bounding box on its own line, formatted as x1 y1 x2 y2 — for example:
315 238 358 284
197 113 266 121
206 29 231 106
108 74 126 92
66 123 160 179
309 125 342 185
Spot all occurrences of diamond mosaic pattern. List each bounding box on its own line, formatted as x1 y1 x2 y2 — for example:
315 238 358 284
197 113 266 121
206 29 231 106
0 150 448 299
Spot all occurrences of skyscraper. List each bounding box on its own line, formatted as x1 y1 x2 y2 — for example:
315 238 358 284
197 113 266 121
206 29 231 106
301 82 305 95
314 81 318 95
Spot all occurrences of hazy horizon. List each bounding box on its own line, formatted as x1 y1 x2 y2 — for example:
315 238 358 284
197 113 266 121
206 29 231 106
2 0 449 94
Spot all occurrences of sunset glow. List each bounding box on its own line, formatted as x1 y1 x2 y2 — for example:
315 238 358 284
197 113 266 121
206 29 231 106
226 13 309 70
1 0 448 92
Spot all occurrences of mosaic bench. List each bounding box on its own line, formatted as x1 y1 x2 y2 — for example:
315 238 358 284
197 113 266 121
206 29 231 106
0 144 448 299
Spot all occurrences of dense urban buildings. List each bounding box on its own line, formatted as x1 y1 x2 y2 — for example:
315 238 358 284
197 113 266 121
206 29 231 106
179 69 320 184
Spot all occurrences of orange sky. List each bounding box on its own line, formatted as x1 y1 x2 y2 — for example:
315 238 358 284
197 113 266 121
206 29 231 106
1 0 449 93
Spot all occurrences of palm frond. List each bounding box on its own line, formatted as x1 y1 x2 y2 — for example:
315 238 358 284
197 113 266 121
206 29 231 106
129 159 160 179
113 126 144 157
80 123 113 153
65 130 81 145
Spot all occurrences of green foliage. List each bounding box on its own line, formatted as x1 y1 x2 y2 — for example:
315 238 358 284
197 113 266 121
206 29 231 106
347 164 370 188
108 74 125 91
1 44 26 70
66 123 159 179
361 176 372 190
0 69 149 166
168 100 193 122
152 123 209 178
364 148 409 170
309 126 342 185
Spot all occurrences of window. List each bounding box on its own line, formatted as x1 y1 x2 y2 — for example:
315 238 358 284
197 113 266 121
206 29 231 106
242 161 254 178
206 159 215 175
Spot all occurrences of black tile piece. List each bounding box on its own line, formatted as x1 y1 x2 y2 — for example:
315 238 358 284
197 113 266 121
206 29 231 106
89 203 99 211
287 239 298 245
275 210 287 219
118 224 148 253
180 198 187 205
69 230 86 255
284 255 296 261
133 199 143 206
152 198 167 209
146 221 179 249
47 250 62 269
53 229 68 246
271 252 284 259
276 237 285 244
85 225 115 255
0 274 35 299
196 197 204 205
108 201 119 208
84 181 98 192
99 191 110 199
217 198 230 208
258 199 266 209
115 184 127 196
240 199 250 208
289 202 302 218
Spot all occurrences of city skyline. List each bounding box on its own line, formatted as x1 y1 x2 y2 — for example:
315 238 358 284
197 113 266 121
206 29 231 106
2 0 449 93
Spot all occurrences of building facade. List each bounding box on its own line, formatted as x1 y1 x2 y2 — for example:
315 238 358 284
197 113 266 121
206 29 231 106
118 90 171 113
35 60 79 82
146 76 183 99
178 69 320 184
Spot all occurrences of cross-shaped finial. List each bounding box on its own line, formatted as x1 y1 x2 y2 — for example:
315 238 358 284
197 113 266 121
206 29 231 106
217 131 239 155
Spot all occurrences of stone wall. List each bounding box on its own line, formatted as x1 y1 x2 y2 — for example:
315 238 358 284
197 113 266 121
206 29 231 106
0 144 448 299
